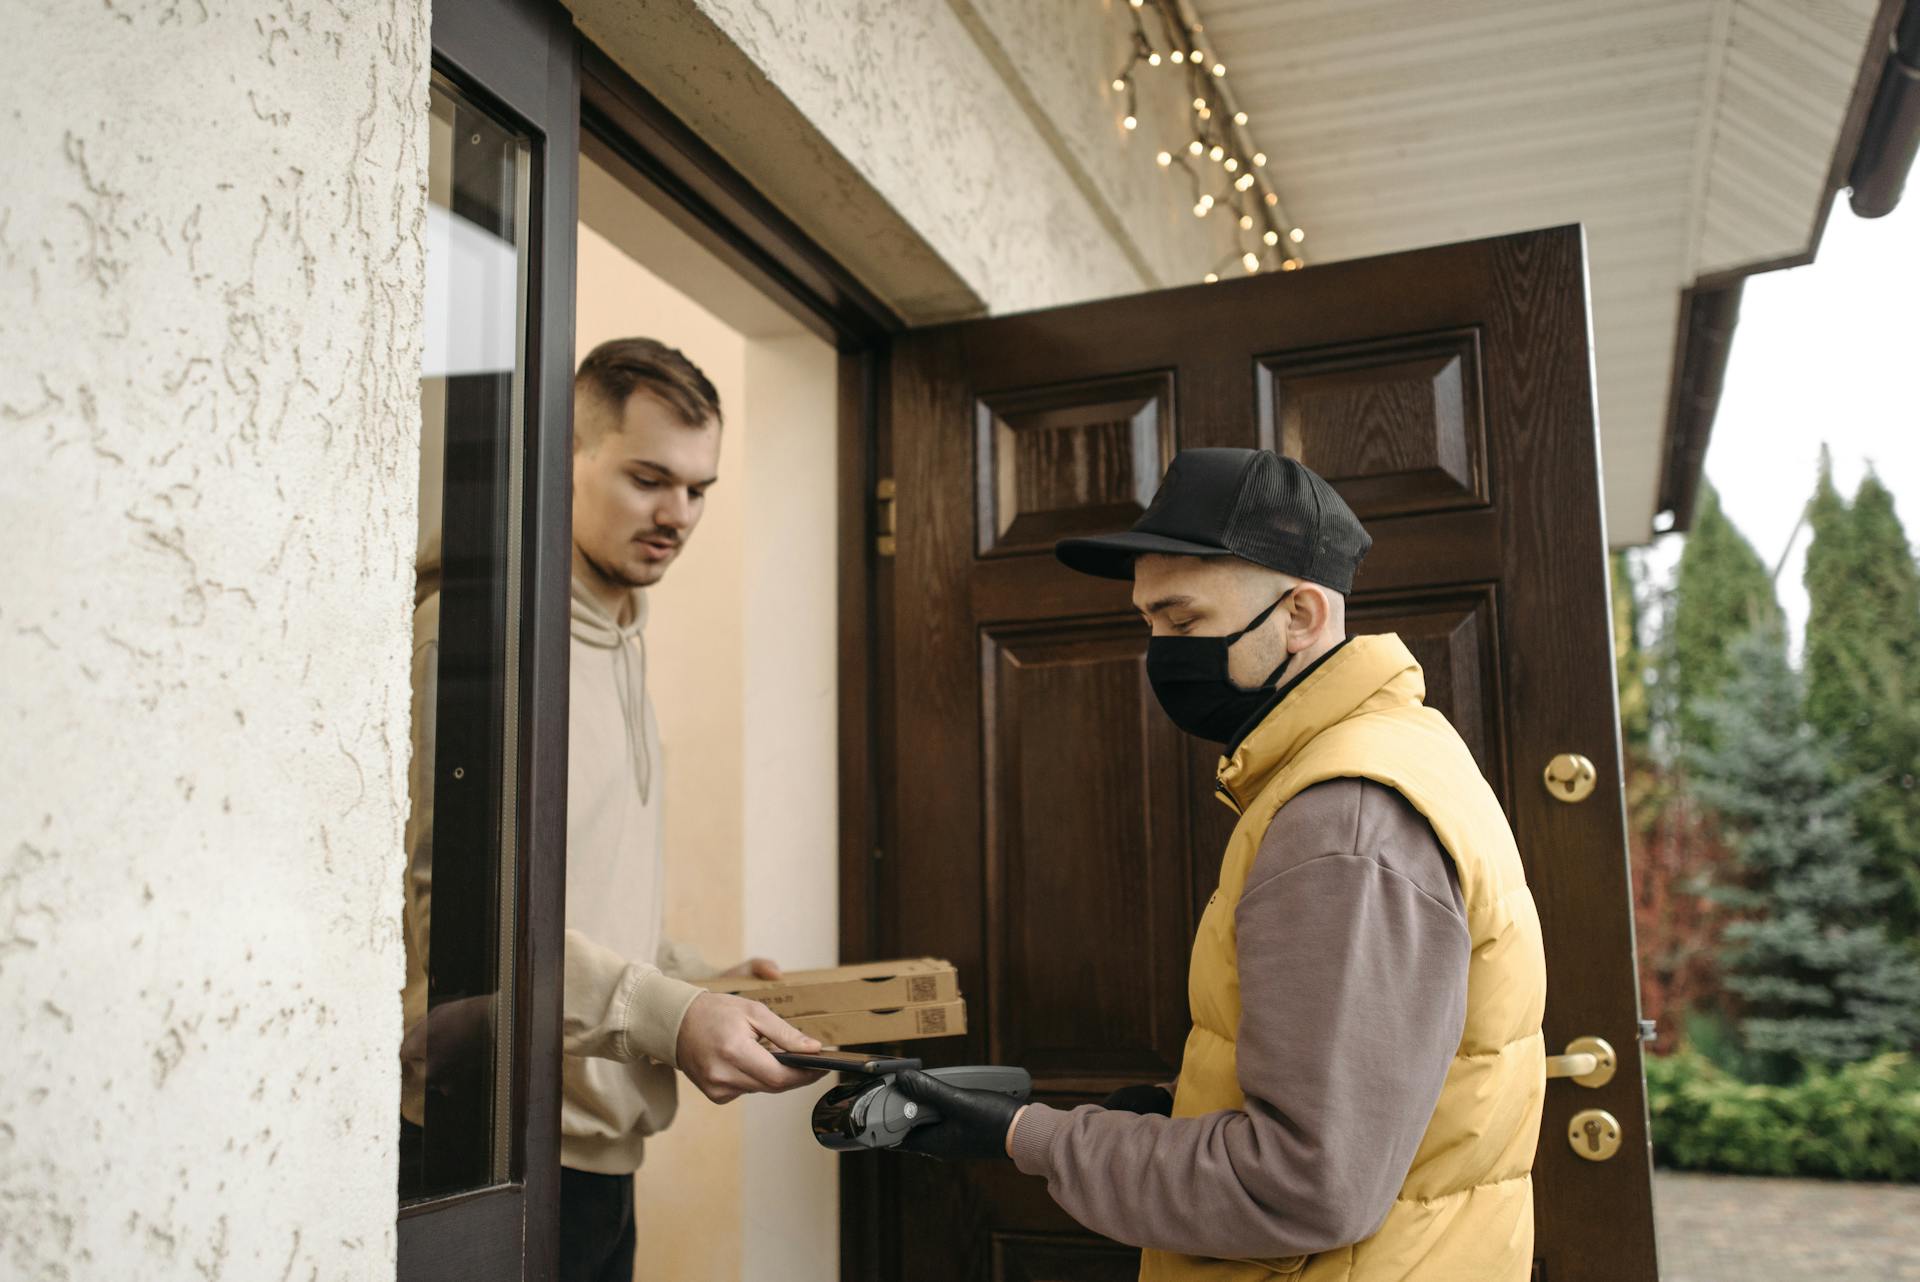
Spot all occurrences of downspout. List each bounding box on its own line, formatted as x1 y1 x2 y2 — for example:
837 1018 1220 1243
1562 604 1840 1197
1849 0 1920 217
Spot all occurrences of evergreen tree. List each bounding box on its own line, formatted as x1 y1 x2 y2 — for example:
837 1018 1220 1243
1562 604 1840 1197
1690 630 1920 1074
1619 548 1731 1049
1802 458 1920 939
1667 482 1781 755
1612 550 1651 756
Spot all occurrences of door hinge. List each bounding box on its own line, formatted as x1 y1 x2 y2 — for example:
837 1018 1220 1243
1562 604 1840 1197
875 478 897 557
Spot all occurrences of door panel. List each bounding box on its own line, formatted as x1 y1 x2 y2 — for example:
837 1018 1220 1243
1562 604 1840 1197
981 618 1190 1093
875 225 1655 1282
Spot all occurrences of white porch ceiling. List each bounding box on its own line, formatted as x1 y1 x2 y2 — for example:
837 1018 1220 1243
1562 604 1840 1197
1193 0 1882 545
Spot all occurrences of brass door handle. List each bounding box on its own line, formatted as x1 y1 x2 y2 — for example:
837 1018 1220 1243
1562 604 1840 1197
1545 1036 1616 1088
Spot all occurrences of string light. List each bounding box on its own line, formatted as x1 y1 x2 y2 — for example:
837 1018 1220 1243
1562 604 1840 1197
1203 272 1219 283
1106 0 1305 278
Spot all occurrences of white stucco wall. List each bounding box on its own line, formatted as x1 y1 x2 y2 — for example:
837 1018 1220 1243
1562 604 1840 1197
571 0 1242 320
0 4 429 1280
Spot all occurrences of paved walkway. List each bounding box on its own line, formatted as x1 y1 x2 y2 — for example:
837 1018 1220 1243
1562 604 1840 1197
1655 1170 1920 1280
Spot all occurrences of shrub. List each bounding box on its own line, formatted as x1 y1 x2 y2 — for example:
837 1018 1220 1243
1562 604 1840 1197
1645 1049 1920 1181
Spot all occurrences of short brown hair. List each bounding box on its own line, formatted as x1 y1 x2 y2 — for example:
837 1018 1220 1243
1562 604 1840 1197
573 337 722 447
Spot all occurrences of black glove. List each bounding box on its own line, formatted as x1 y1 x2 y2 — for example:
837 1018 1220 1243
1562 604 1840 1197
893 1069 1023 1161
1101 1083 1173 1116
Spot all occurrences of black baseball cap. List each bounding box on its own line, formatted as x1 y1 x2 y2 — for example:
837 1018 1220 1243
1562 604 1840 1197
1055 448 1372 593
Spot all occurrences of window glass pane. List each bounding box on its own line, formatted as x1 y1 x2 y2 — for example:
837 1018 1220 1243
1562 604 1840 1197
399 73 530 1204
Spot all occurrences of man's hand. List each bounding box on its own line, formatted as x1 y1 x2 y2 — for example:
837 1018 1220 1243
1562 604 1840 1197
401 994 494 1091
719 958 785 981
893 1070 1025 1161
1101 1083 1174 1115
675 992 823 1104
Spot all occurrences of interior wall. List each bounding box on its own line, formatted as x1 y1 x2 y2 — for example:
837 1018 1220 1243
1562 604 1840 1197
575 195 839 1282
737 333 841 1282
0 4 429 1280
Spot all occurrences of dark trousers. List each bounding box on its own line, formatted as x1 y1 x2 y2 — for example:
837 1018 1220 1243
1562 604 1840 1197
560 1165 636 1282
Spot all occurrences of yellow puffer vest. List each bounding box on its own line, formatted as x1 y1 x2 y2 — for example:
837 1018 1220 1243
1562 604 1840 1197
1140 634 1545 1282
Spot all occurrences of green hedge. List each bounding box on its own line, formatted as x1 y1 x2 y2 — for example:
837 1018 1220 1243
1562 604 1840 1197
1645 1050 1920 1181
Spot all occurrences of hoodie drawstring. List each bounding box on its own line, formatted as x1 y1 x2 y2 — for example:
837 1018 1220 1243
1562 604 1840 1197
570 580 653 804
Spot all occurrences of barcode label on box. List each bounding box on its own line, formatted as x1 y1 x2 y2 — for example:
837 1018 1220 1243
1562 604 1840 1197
915 1007 949 1035
908 976 938 1003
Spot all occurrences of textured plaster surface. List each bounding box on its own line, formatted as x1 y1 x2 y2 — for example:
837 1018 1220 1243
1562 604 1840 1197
570 0 1239 320
0 3 429 1280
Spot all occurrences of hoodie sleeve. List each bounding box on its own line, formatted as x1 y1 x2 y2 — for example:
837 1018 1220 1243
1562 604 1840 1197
563 928 706 1067
1008 779 1470 1261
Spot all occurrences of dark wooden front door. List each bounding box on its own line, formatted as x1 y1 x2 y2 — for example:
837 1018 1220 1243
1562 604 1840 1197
856 225 1657 1282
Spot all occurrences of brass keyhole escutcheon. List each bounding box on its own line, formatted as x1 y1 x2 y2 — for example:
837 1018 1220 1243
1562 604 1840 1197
1568 1108 1622 1161
1543 753 1597 803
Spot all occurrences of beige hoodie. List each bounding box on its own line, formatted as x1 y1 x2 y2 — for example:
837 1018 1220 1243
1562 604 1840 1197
401 576 707 1175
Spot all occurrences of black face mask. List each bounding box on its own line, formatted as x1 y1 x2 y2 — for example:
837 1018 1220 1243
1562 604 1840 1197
1146 589 1295 744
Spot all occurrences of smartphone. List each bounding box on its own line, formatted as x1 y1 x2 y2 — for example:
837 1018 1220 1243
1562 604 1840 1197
774 1050 923 1075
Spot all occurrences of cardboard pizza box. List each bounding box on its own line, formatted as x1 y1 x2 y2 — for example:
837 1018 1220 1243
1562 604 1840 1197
693 957 960 1018
788 1000 967 1047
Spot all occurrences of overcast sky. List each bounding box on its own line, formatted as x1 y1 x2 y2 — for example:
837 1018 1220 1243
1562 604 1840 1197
1636 190 1920 655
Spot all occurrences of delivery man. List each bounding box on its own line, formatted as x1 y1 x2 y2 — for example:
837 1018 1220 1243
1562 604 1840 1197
895 448 1548 1282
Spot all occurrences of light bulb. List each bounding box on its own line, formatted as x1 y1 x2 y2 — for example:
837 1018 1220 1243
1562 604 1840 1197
1188 140 1204 155
1243 252 1260 272
1192 49 1204 61
1236 173 1255 190
1263 229 1279 246
1213 63 1226 77
1265 192 1279 206
1112 77 1127 92
1224 156 1239 171
1130 0 1144 7
1193 97 1207 110
1254 152 1267 167
1192 203 1208 218
1123 114 1138 131
1209 144 1224 161
1156 150 1173 166
1238 214 1254 230
1148 51 1161 66
1234 111 1248 125
1170 50 1184 63
1281 258 1300 271
1204 272 1219 283
1289 227 1305 243
1198 107 1211 120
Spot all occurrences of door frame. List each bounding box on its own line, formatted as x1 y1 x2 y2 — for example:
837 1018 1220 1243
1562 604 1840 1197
400 2 578 1279
573 37 904 1282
